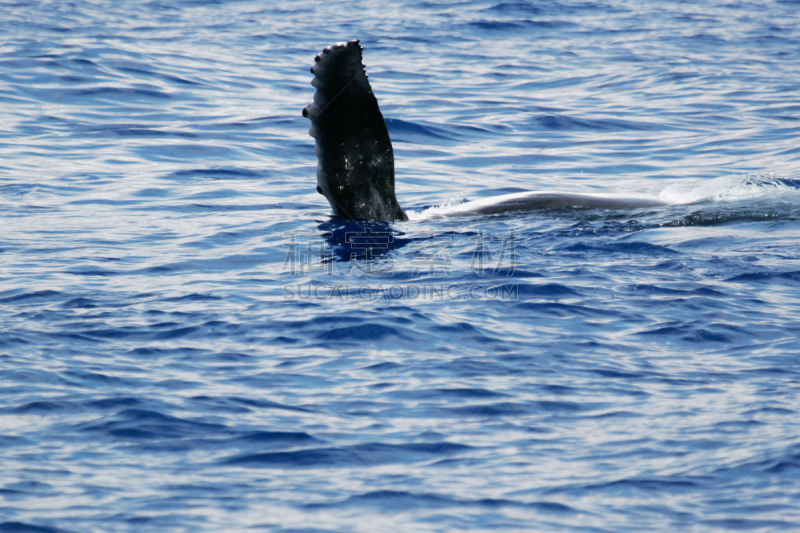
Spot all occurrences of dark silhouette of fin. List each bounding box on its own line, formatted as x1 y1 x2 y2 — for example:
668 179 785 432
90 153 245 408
303 40 407 221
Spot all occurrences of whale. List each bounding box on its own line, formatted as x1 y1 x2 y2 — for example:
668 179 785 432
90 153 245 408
303 40 668 222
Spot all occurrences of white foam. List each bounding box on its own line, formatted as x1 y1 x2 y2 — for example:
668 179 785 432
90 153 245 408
406 193 470 221
659 172 798 204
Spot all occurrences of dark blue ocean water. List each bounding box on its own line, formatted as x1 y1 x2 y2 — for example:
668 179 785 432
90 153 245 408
2 1 800 531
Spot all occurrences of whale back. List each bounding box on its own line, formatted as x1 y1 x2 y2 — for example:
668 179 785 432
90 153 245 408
303 41 407 222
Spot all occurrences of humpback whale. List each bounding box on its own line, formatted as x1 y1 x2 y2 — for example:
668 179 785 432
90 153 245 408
303 41 668 222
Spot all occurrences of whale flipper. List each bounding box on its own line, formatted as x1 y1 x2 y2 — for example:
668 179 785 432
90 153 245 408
303 41 407 222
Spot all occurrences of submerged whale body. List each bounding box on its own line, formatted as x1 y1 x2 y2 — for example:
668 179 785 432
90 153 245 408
303 41 668 222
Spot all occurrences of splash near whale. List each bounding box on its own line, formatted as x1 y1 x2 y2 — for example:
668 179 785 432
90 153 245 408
303 41 668 222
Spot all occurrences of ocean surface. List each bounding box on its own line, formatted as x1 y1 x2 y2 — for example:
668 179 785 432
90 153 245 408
2 0 800 531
